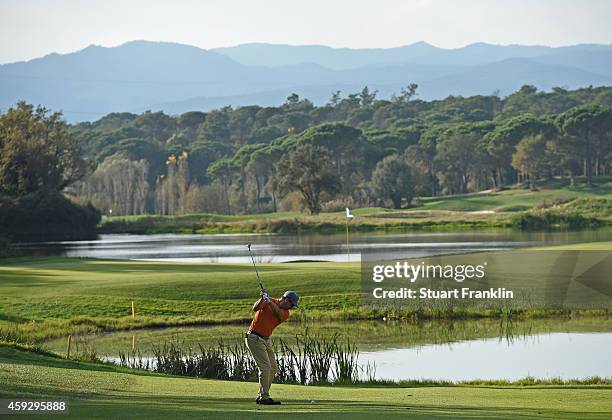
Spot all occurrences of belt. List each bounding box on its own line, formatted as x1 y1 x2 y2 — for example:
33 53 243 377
247 330 269 339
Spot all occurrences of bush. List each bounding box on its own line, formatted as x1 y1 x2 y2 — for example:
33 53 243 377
0 236 18 257
279 191 303 212
0 190 101 242
533 197 575 209
559 198 612 218
511 210 601 230
321 197 356 213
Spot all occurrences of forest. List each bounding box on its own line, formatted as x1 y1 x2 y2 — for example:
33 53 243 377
2 84 612 219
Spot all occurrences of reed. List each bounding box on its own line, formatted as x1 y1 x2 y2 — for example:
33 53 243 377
114 330 367 385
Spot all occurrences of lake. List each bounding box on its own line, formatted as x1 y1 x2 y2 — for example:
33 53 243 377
16 228 611 263
364 332 612 381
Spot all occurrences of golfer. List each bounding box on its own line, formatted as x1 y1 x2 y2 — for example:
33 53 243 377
245 290 299 405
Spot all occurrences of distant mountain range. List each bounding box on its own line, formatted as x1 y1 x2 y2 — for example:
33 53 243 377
1 40 611 121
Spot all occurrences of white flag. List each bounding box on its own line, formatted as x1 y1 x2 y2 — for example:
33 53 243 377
345 208 354 218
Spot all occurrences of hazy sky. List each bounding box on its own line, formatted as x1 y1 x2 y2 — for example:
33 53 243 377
2 0 612 64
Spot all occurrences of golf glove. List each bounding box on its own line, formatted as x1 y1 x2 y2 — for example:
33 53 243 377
262 292 270 302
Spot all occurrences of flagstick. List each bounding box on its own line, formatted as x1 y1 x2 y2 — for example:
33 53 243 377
345 219 350 264
344 208 354 265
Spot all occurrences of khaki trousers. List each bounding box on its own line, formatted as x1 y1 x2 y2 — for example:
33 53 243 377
245 333 277 399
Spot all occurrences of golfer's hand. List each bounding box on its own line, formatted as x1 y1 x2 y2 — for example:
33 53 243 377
261 292 270 302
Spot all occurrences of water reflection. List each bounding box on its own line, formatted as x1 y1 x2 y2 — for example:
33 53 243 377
16 228 611 263
362 332 612 381
44 316 612 381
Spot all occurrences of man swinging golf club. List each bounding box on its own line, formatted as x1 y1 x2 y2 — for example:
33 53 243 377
245 244 299 405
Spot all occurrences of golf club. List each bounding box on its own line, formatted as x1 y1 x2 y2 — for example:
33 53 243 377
247 243 264 291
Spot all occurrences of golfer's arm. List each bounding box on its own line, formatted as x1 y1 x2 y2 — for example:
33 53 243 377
252 298 264 312
268 301 284 321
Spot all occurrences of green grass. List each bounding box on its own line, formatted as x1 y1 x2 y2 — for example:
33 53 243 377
1 255 610 344
0 257 363 342
417 177 612 212
2 344 612 419
101 207 388 224
532 241 612 250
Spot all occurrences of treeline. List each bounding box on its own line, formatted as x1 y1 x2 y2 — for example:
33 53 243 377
6 84 612 218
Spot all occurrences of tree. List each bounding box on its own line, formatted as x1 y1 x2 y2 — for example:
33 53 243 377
291 123 364 194
187 143 224 184
275 144 337 214
371 154 414 209
197 108 230 144
0 102 88 196
556 104 612 184
511 135 552 189
75 153 149 215
267 111 312 134
404 144 435 197
435 133 486 194
359 86 378 107
154 153 189 215
484 114 556 186
207 158 238 214
246 145 282 212
233 144 267 210
328 91 342 107
396 83 419 102
285 93 300 106
229 106 259 145
131 111 176 144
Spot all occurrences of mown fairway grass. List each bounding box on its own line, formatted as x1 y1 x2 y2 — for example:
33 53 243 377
1 344 611 419
0 257 363 342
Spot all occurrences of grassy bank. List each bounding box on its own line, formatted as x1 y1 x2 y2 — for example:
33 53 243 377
1 344 611 419
417 177 612 212
98 178 612 234
39 316 612 355
98 207 514 234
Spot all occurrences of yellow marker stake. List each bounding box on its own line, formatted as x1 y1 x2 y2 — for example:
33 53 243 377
66 335 72 358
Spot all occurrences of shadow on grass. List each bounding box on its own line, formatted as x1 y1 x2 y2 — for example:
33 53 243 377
0 345 171 379
2 383 607 419
0 312 27 323
2 345 611 419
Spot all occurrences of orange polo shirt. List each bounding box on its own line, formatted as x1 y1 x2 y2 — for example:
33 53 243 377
249 298 290 337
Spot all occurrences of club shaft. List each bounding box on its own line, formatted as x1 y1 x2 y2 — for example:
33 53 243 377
247 245 264 290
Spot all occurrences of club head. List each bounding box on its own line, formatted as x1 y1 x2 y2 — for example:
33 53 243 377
247 243 252 250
